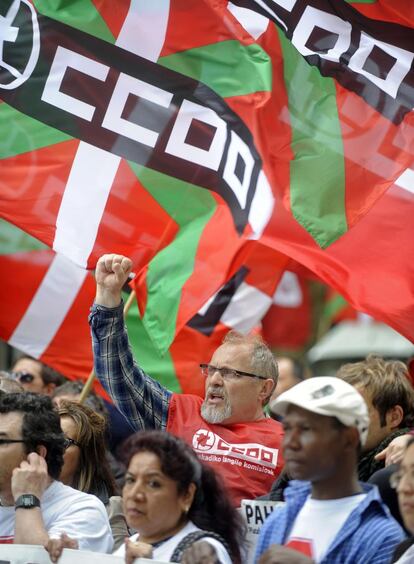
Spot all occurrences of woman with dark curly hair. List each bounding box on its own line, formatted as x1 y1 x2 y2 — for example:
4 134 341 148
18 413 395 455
114 430 246 564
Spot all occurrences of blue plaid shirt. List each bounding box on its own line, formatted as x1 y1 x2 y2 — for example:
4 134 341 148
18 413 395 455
89 302 172 431
255 481 405 563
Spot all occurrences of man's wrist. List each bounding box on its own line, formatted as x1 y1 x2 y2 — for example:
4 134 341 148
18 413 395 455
95 288 122 308
15 494 41 510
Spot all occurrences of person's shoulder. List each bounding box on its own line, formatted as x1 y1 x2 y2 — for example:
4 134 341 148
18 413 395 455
229 416 284 434
201 536 232 564
358 508 405 535
172 522 232 564
361 482 402 522
171 393 203 406
264 417 284 431
44 481 107 512
354 486 405 541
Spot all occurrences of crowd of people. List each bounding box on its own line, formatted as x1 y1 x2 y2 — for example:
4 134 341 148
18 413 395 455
0 252 414 563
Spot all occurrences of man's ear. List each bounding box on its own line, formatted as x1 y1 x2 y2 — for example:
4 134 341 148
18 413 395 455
386 405 404 430
343 427 360 451
259 378 276 404
36 445 47 459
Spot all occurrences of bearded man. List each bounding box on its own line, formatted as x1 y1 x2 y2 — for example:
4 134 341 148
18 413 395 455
89 254 284 506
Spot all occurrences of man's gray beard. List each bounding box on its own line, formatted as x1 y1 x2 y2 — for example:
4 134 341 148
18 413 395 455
201 396 232 424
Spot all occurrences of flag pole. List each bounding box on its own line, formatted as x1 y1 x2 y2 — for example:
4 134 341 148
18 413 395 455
79 290 136 403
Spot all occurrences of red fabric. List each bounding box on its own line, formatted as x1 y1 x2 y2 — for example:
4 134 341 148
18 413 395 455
262 273 312 350
167 394 284 506
263 184 414 342
0 250 110 401
286 538 314 558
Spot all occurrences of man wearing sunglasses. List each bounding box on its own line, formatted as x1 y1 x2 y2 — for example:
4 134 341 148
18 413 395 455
89 254 285 506
0 393 113 552
10 355 66 396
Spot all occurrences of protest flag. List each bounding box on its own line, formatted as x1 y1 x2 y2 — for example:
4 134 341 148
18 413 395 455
0 221 288 395
1 0 413 357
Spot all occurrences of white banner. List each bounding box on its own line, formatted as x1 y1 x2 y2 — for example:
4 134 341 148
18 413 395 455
0 545 167 564
239 499 284 563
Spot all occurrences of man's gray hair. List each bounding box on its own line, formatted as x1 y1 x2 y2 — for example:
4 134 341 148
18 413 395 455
222 331 278 404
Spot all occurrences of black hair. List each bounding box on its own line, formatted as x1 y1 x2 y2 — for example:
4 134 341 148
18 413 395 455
119 431 246 563
0 392 65 479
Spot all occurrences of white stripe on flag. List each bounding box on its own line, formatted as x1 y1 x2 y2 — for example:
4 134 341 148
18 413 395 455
52 1 171 266
221 281 272 334
272 271 302 307
8 254 87 357
248 171 275 240
117 0 171 59
12 4 171 359
52 143 120 266
228 2 269 40
395 168 414 195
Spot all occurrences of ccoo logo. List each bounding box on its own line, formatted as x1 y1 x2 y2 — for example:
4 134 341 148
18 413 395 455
0 0 40 89
192 430 216 451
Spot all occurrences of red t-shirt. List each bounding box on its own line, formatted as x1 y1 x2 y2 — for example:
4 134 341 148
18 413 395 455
167 394 284 506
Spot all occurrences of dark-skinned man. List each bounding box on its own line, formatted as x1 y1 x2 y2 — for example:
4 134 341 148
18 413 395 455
255 377 405 564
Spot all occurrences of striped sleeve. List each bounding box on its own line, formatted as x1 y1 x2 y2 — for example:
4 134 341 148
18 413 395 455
89 302 172 430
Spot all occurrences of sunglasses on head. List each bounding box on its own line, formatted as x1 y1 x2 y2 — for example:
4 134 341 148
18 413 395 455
9 371 35 384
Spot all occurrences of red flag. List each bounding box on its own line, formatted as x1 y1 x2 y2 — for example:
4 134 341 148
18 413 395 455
262 179 414 341
1 0 414 357
261 270 315 351
0 248 113 394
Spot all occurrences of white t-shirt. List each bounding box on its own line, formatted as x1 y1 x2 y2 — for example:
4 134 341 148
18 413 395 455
0 480 113 553
287 494 366 562
114 520 232 563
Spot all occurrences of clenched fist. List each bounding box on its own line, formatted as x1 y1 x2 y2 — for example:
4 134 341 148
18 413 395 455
95 254 133 308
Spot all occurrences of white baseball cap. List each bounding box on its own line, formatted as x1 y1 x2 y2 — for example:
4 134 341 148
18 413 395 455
271 376 369 445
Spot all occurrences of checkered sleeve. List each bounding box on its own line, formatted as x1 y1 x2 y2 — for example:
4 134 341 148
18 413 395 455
89 301 171 430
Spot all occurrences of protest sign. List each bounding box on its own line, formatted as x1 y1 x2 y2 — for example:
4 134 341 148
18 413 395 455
240 499 284 562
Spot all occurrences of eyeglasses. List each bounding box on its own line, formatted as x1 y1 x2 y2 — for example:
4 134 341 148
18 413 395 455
0 439 26 446
199 363 267 381
63 437 81 450
8 371 35 384
390 469 414 489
